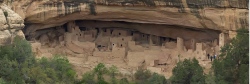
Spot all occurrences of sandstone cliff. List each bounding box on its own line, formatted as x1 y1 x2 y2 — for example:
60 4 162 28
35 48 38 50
0 2 24 45
7 0 248 38
1 0 247 78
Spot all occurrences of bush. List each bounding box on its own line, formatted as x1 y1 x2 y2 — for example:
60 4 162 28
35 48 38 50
134 68 152 81
170 58 205 84
0 78 6 84
146 73 168 84
0 36 77 84
3 11 8 17
119 78 129 84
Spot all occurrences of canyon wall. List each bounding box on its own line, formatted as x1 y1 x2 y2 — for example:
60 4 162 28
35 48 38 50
0 1 25 45
6 0 248 38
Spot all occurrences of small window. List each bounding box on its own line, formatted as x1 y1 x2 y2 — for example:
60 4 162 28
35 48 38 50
119 33 121 35
80 34 81 36
111 29 113 34
121 44 122 47
122 38 124 41
104 29 107 32
131 32 133 35
143 35 144 37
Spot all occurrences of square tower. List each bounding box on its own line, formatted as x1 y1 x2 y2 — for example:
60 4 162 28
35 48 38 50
219 33 226 48
177 37 184 51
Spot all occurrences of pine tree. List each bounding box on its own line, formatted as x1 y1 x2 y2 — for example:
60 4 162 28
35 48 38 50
212 28 249 84
170 58 205 84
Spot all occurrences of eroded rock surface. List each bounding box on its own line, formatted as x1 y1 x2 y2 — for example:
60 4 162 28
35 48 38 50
0 3 24 45
7 0 248 37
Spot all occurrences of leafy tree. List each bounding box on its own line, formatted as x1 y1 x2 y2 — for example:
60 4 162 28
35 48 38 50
119 78 129 84
0 36 33 84
170 58 205 84
146 73 168 84
108 65 119 84
37 56 77 84
212 28 249 84
205 72 216 84
79 71 96 84
0 57 25 84
134 68 152 84
0 36 77 83
94 63 108 83
0 36 34 65
0 78 6 84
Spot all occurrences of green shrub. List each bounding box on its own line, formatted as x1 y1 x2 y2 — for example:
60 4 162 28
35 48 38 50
212 28 249 84
170 58 205 84
0 37 77 84
3 11 8 17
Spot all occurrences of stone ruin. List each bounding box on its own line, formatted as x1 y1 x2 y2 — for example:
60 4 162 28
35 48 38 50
28 20 229 79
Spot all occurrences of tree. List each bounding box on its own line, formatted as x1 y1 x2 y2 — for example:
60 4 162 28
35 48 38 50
134 68 152 84
212 28 249 84
94 63 108 84
79 71 96 84
0 36 77 84
119 78 129 84
108 65 119 84
0 78 6 84
0 36 34 64
146 73 168 84
170 58 205 84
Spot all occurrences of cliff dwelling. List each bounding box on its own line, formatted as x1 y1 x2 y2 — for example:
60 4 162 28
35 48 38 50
24 20 228 78
0 0 247 82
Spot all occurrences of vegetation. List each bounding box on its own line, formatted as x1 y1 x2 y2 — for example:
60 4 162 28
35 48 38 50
170 58 205 84
212 28 249 84
0 36 76 84
78 63 168 84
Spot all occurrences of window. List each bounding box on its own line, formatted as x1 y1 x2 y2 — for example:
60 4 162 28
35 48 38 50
110 29 113 34
121 44 122 47
119 33 121 35
122 38 124 41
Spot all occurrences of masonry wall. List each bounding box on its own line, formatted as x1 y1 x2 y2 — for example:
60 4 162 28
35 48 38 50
128 41 144 52
127 51 145 67
112 44 126 58
112 29 128 36
177 37 184 51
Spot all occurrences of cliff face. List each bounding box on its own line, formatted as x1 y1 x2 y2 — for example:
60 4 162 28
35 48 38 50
8 0 248 37
0 3 25 45
1 0 247 78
